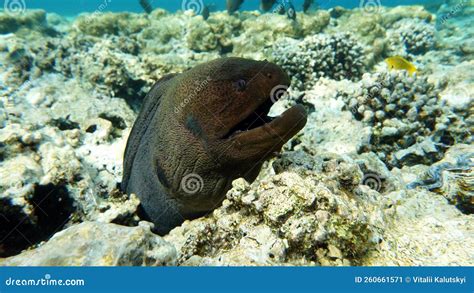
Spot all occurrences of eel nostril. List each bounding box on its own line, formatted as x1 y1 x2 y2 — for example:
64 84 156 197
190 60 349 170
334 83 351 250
266 73 272 79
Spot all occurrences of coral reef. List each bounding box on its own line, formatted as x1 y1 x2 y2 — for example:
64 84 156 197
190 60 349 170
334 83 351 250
0 10 58 36
0 74 139 257
387 18 436 56
0 4 472 266
324 5 434 66
272 33 366 90
338 71 471 168
165 153 385 266
0 222 176 266
232 10 330 59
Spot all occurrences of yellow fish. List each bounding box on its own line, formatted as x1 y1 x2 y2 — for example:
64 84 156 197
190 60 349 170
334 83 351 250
385 56 417 76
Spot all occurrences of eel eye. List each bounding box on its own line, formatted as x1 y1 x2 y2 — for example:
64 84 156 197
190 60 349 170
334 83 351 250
235 79 247 92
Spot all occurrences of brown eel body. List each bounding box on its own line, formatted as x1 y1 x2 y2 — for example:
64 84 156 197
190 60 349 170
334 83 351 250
122 57 307 235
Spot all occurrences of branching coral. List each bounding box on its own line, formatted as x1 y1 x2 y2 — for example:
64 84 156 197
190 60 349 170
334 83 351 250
272 33 366 90
339 72 470 167
388 19 436 56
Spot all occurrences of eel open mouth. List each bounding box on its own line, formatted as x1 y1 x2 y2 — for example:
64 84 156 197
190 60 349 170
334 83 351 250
223 92 307 141
224 98 275 139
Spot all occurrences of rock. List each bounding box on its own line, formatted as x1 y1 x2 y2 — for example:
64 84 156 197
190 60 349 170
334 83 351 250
392 138 440 167
406 144 474 214
327 244 343 259
367 188 474 266
165 158 385 266
0 222 177 266
0 10 57 36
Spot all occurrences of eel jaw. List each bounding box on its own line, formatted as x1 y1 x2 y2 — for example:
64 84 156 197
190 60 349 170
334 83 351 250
222 97 275 140
231 104 307 147
223 90 307 157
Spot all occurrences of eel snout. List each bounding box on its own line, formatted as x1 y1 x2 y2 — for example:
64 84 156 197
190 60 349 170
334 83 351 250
225 83 307 152
232 104 307 147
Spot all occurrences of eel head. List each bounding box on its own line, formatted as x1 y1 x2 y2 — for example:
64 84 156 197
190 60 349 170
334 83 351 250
179 57 307 178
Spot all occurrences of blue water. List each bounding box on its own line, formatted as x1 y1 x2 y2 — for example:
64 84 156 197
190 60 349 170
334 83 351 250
24 0 436 17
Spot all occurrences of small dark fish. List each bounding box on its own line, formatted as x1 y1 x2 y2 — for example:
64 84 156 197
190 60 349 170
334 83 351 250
139 0 153 14
202 5 210 20
274 2 286 15
260 0 276 11
303 0 314 12
287 2 296 20
227 0 244 14
329 6 346 18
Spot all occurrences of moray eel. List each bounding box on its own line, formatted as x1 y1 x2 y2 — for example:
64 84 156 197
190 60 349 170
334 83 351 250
227 0 244 14
122 57 307 235
303 0 314 12
260 0 277 11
